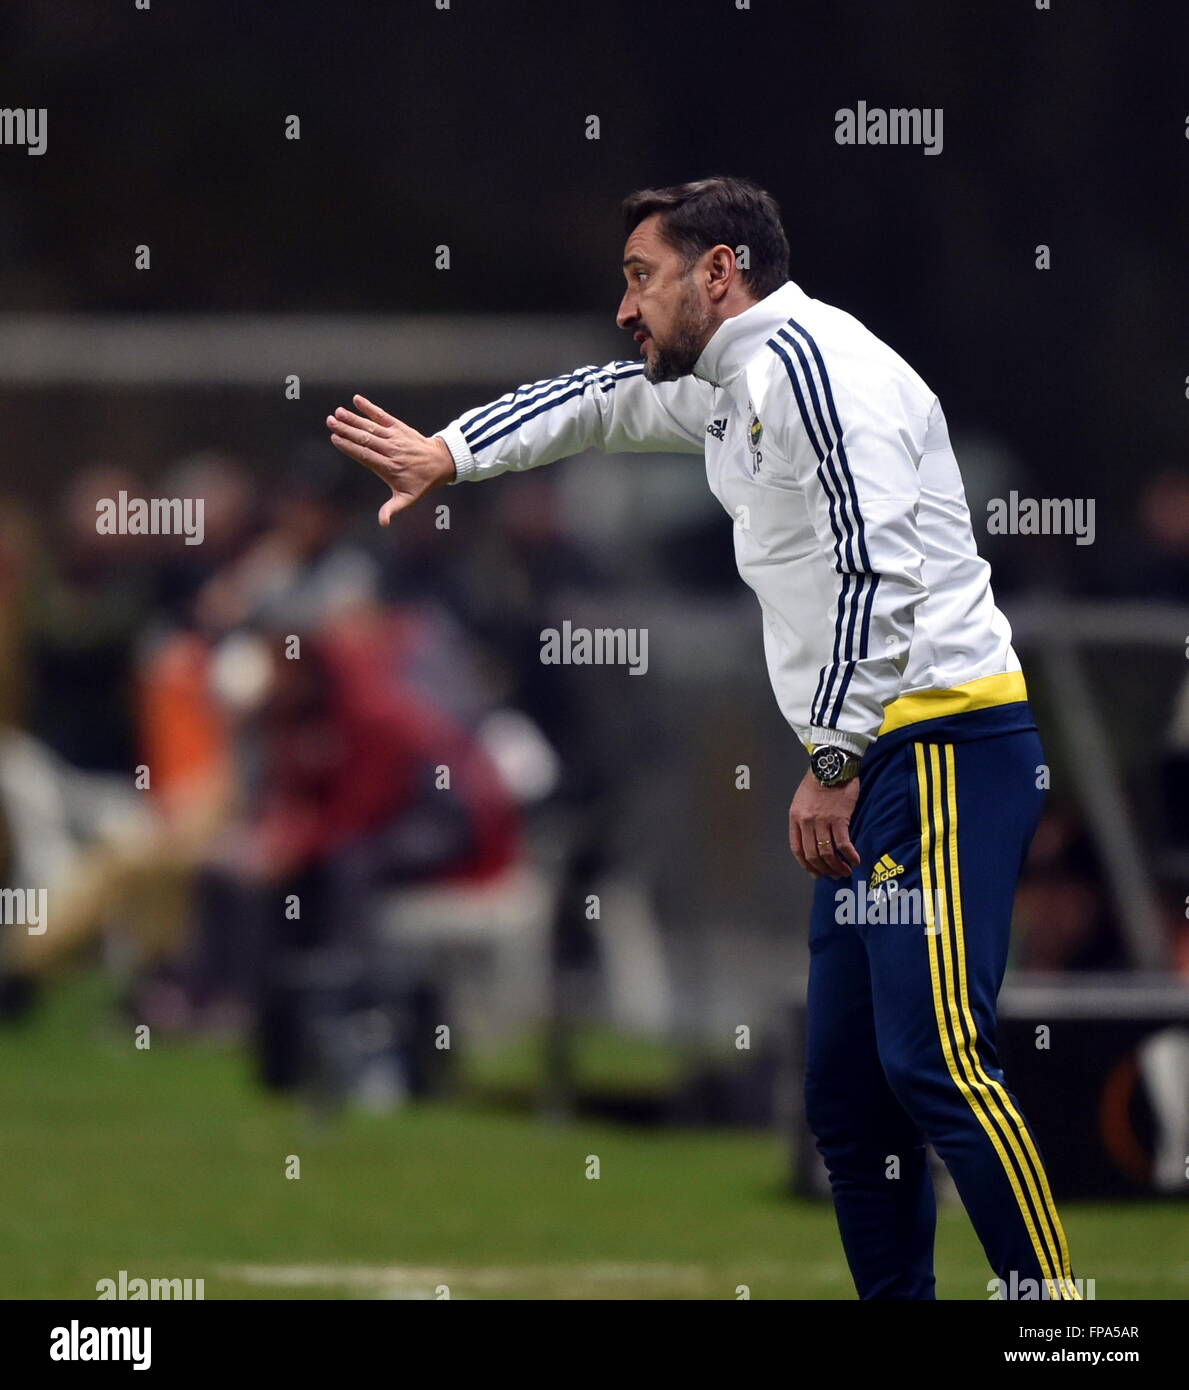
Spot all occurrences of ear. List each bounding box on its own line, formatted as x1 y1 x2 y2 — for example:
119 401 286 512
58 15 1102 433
705 244 738 301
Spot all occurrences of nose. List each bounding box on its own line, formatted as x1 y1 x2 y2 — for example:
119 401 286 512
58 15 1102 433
615 288 637 331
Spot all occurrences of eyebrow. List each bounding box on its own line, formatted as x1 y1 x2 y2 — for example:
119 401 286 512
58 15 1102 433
622 254 651 268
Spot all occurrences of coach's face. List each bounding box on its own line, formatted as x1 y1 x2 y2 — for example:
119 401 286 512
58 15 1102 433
617 213 718 384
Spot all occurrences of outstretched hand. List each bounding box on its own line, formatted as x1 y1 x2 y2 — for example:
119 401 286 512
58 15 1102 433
325 395 456 526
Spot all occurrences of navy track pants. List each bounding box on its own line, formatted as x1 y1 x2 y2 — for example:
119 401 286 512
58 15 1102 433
805 717 1080 1300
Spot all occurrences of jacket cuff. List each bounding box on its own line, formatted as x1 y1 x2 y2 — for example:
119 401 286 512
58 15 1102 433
805 727 871 757
437 423 476 483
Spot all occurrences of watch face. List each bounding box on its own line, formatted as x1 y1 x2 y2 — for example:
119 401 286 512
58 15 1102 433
812 747 850 784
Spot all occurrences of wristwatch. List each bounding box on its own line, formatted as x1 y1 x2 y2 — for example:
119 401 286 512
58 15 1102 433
809 745 861 788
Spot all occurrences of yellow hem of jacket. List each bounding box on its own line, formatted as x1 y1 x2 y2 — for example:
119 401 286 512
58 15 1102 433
878 670 1028 736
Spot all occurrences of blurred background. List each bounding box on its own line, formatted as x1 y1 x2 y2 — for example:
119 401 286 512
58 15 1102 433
0 0 1184 1299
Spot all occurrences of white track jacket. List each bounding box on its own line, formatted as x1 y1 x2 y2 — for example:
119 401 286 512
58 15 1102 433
437 278 1024 756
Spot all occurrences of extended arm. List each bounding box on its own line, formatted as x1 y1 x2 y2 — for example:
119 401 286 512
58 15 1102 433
326 362 710 524
441 359 709 481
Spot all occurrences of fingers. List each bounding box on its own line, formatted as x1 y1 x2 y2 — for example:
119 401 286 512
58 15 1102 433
353 394 398 428
327 414 388 454
811 826 851 879
378 493 414 528
330 406 387 436
789 772 862 881
328 430 390 475
325 405 430 529
789 819 817 877
325 411 401 482
791 816 827 878
803 822 840 878
791 816 853 879
326 403 454 532
833 822 862 872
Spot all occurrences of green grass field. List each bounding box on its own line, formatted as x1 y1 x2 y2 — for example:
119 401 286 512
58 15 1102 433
0 971 1182 1300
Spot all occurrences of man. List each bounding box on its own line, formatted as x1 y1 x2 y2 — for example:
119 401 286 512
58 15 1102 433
324 175 1079 1301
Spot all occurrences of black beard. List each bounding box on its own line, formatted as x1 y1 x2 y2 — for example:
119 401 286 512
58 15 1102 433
642 286 715 384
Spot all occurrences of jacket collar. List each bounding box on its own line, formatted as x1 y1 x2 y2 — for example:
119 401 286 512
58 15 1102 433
692 280 807 387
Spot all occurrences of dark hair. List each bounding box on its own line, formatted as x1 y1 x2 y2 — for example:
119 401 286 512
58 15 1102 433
621 176 790 301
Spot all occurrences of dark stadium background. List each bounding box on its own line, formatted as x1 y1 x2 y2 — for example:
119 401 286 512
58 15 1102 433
0 0 1184 1302
3 2 1186 513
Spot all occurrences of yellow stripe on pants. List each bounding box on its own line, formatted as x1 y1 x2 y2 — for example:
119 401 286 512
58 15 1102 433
937 743 1079 1298
914 742 1077 1300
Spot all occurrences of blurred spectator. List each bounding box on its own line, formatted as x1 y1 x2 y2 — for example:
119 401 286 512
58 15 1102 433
151 451 260 627
0 721 161 1009
25 464 154 772
195 443 379 633
187 620 521 1091
1128 469 1189 599
1090 468 1189 599
1014 806 1127 971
